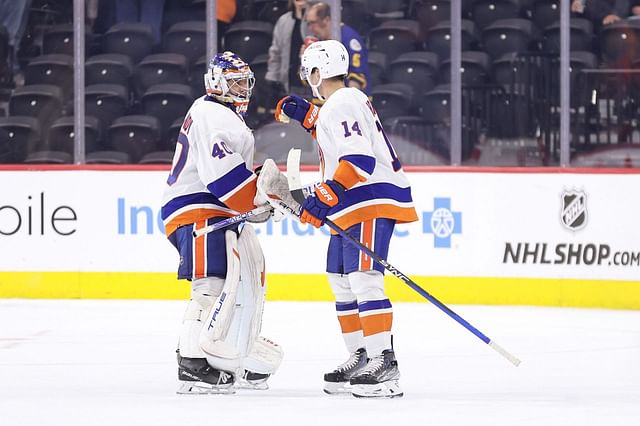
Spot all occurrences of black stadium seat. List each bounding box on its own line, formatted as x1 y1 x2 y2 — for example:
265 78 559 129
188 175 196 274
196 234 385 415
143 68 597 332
253 121 315 164
42 23 89 55
24 54 74 99
108 115 161 162
412 0 451 36
367 51 388 87
482 18 537 59
103 23 154 63
85 83 129 135
0 116 41 163
472 0 522 31
253 0 289 26
368 20 421 63
371 83 415 121
425 19 479 59
86 54 134 87
86 150 131 164
164 21 207 64
542 18 593 53
47 115 102 155
530 0 559 30
135 53 189 97
389 51 439 95
24 150 73 164
419 84 451 124
223 21 273 63
342 0 373 35
439 51 491 85
188 56 208 98
139 150 175 164
9 85 63 133
141 83 193 136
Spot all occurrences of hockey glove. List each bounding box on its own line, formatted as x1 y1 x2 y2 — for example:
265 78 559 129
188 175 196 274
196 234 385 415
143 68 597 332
300 180 344 228
275 95 319 132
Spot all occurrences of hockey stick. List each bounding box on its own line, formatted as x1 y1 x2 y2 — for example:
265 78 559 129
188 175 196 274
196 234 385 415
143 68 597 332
191 204 273 238
285 149 522 367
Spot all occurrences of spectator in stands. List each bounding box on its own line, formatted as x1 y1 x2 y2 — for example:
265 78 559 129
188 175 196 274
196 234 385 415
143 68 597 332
0 0 31 73
265 0 308 98
217 0 237 46
115 0 165 44
571 0 631 28
630 0 640 17
304 2 370 95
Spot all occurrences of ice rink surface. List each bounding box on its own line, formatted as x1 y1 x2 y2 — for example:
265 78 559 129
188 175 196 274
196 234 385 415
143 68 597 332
1 299 639 426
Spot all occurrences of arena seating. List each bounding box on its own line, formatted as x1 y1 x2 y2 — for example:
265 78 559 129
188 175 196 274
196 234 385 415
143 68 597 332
1 0 638 166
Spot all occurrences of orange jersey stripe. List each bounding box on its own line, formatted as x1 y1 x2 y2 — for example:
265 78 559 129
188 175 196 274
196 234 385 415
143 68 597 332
359 312 393 337
331 204 418 235
333 159 367 189
223 178 257 214
360 220 374 270
337 313 362 334
194 219 207 278
164 208 235 236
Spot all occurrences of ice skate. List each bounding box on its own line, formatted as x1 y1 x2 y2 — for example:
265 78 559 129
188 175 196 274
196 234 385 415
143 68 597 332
350 349 403 398
176 351 235 395
323 347 368 394
235 370 271 390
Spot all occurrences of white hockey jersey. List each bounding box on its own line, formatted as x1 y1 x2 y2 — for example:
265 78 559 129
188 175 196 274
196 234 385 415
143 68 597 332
314 87 418 230
161 96 257 236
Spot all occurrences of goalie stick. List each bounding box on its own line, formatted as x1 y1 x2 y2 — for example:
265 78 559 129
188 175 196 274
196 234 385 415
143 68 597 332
192 204 273 238
285 149 522 367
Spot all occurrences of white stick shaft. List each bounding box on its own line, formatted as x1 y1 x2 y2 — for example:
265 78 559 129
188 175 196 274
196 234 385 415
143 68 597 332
489 341 522 366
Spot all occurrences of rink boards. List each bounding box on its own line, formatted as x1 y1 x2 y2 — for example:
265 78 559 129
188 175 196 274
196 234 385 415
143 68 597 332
0 166 639 309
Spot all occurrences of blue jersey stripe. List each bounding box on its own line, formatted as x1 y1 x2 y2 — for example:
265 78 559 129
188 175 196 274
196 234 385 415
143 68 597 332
206 163 253 199
336 301 359 312
340 154 376 175
161 192 227 220
359 299 392 313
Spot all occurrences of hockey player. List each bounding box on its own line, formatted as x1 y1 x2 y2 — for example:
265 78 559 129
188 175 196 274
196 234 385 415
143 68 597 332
274 40 418 398
161 51 283 394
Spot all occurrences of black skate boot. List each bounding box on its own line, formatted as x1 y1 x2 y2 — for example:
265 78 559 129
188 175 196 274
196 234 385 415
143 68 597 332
176 350 235 394
323 347 368 394
350 349 403 398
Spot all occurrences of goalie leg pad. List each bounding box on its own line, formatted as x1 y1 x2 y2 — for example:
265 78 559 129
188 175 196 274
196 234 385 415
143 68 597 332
178 277 224 359
199 225 283 376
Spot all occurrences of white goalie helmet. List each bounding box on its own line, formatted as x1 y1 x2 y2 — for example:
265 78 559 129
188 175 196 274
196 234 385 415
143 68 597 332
204 51 255 115
299 39 349 100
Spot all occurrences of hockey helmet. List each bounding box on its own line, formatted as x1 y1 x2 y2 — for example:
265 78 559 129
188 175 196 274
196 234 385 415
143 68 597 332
299 40 349 99
204 51 255 115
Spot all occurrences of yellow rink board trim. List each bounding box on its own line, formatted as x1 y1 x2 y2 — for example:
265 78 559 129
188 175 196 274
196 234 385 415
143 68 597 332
0 272 639 309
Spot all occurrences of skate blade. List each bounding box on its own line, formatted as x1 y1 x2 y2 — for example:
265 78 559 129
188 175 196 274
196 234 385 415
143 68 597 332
323 381 352 395
235 380 269 391
177 381 235 395
351 380 403 399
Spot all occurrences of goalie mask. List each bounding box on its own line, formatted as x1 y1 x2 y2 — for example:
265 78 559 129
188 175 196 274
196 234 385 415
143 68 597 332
299 40 349 100
204 51 255 115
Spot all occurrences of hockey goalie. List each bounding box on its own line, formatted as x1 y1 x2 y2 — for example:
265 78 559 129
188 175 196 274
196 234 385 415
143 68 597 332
161 51 283 394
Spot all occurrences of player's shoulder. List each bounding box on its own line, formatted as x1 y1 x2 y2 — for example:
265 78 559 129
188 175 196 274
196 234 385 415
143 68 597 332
322 88 366 117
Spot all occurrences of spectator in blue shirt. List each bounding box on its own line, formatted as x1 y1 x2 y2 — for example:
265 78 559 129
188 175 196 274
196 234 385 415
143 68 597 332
304 2 370 95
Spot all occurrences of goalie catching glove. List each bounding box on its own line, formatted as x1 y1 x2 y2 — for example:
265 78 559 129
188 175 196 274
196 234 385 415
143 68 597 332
300 180 344 228
275 95 319 133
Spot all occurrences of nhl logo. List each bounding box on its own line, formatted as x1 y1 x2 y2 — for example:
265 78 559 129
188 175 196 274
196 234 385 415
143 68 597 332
560 190 587 231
